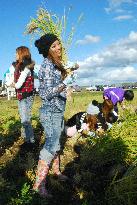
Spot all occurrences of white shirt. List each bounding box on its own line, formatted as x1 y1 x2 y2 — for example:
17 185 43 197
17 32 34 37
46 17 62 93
15 68 31 89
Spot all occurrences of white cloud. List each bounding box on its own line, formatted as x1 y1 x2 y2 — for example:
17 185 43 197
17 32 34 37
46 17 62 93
129 31 137 40
104 7 125 14
113 14 133 20
107 0 133 10
105 0 135 15
75 31 137 86
76 34 100 45
115 8 125 13
102 66 137 81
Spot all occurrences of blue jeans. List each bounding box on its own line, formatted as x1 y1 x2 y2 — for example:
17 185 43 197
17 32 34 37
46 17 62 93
18 96 34 142
39 106 64 164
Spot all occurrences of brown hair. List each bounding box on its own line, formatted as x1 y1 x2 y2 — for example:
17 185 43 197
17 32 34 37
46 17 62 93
15 46 32 72
85 99 113 132
48 45 67 80
16 46 31 63
102 99 113 120
86 114 98 131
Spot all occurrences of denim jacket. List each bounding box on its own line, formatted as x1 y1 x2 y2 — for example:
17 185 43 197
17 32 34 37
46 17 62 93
38 58 66 112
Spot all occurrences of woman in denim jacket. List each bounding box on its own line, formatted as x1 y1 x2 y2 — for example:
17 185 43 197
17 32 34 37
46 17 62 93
33 33 73 197
11 46 35 145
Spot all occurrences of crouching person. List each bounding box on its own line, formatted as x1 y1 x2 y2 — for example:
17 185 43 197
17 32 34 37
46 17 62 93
103 87 134 114
65 103 100 137
65 99 118 138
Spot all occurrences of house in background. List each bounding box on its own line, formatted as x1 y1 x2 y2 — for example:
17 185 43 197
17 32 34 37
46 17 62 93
86 85 97 91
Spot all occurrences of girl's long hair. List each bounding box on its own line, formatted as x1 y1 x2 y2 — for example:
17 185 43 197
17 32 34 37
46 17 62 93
48 45 67 80
15 46 32 71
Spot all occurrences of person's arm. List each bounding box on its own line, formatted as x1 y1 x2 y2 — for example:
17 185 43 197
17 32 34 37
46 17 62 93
66 63 79 75
119 101 126 110
15 68 30 89
103 89 109 100
38 65 66 100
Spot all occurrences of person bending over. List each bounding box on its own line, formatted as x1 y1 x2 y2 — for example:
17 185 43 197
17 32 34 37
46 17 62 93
103 87 134 113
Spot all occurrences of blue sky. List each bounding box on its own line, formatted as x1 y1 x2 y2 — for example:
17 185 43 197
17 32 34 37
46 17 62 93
1 0 137 85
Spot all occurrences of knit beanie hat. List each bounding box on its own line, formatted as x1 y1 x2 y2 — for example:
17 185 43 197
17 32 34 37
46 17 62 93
35 33 59 58
86 103 100 115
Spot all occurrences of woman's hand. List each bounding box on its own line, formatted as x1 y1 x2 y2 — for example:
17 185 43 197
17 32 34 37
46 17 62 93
120 102 126 110
26 61 35 70
58 85 66 93
121 105 126 110
66 63 79 74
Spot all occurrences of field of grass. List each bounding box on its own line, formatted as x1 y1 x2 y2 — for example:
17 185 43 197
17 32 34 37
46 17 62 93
0 90 137 205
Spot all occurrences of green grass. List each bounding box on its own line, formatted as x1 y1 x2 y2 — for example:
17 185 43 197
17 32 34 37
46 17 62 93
0 90 137 205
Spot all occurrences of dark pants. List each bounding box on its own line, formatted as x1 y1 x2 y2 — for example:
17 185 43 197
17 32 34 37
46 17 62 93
114 104 118 113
